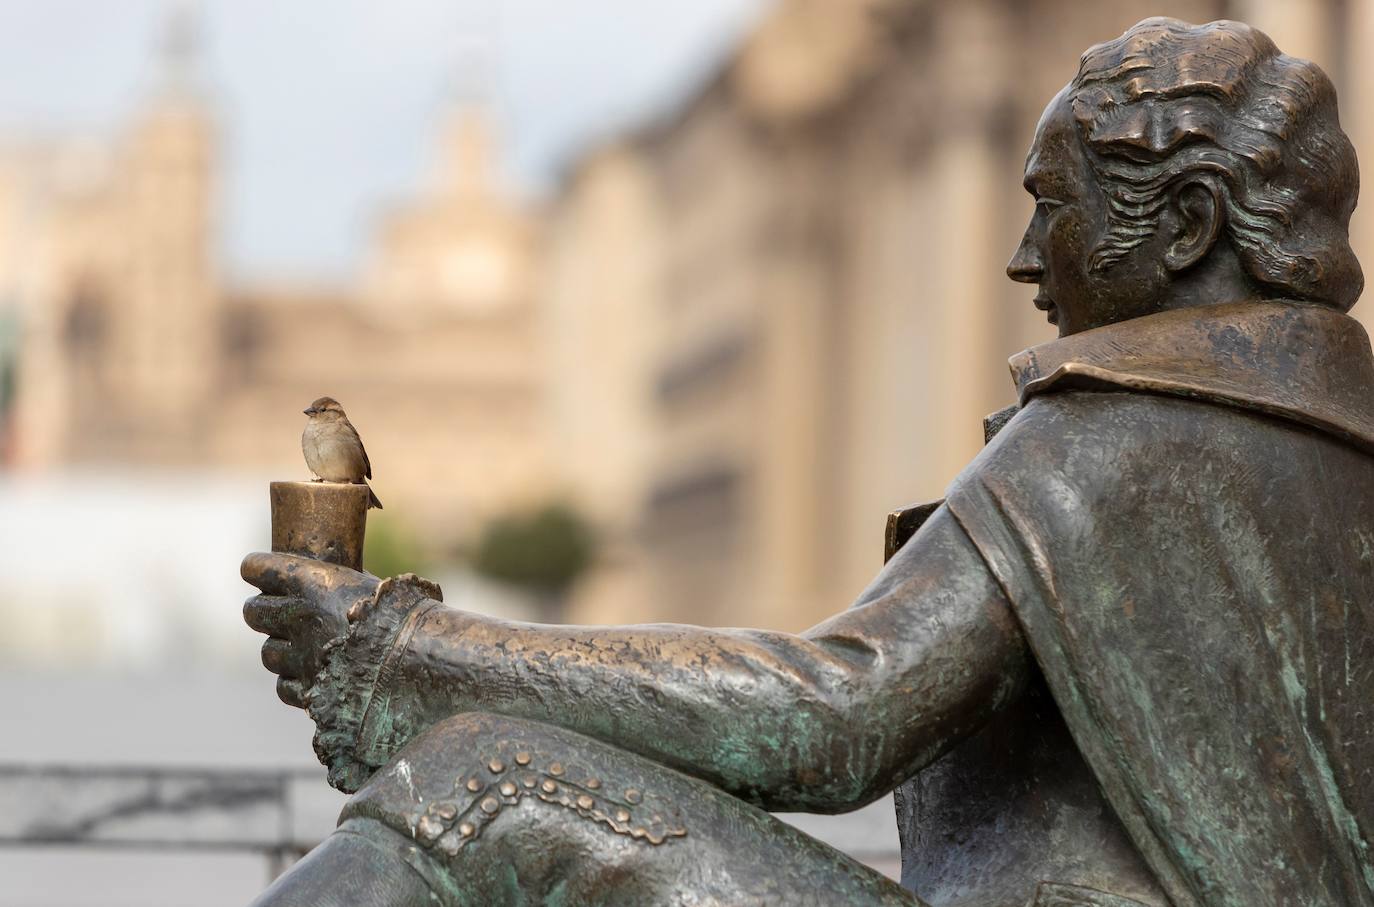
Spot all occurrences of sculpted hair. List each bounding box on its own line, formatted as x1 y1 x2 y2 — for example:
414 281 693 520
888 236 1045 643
1069 17 1363 310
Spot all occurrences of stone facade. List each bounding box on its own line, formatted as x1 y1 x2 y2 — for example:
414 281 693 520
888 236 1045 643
2 1 1370 630
0 83 217 469
547 0 1374 629
213 105 550 538
0 27 548 542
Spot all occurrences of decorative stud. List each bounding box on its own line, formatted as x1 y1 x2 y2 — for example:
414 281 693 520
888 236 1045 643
420 753 686 853
416 815 443 842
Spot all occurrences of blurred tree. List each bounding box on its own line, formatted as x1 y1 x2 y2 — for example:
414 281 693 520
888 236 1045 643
364 513 427 579
470 503 596 597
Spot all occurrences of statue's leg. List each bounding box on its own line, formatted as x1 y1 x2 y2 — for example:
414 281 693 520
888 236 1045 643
255 711 921 907
248 822 434 907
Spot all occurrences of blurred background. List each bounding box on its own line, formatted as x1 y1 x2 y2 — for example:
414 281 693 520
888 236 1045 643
1 0 1372 902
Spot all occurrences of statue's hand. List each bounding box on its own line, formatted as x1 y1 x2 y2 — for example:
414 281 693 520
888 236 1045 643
241 553 380 708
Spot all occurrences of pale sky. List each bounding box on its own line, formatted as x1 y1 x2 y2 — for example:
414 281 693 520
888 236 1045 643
0 0 769 280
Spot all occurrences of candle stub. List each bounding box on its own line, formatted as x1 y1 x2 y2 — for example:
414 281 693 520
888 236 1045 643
269 481 369 571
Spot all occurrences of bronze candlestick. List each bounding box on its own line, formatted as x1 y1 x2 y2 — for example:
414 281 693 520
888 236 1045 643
269 481 369 571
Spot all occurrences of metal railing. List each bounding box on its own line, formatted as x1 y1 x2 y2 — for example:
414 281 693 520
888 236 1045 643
0 763 903 885
0 763 335 880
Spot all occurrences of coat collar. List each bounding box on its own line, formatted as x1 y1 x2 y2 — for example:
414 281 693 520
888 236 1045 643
1009 300 1374 455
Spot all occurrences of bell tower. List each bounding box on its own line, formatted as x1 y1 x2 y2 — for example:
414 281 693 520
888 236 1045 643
438 35 500 205
113 0 219 450
364 31 533 316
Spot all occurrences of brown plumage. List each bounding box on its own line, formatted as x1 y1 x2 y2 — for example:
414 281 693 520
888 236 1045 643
301 396 383 509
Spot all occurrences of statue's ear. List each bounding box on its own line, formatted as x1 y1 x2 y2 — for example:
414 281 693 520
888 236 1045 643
1164 177 1224 273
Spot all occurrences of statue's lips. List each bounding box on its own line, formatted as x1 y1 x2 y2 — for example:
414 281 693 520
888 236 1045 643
1034 293 1059 325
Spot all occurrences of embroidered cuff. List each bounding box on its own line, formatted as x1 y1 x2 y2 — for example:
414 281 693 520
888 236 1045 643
306 573 443 793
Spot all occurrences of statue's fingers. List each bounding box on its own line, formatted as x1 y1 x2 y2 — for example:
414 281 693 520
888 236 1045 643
242 551 372 597
276 677 308 708
241 552 307 595
260 637 302 678
243 594 305 636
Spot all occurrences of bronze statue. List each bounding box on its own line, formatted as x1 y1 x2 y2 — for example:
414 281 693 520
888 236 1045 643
242 19 1374 906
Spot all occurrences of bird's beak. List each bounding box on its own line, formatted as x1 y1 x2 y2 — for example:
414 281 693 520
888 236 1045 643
303 408 316 415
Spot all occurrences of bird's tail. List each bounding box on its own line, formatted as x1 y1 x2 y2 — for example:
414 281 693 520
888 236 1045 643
365 483 383 510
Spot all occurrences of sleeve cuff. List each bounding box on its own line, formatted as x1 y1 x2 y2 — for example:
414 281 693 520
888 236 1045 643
305 573 444 793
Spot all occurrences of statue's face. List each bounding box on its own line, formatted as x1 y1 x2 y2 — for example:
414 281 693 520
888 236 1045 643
1007 88 1171 336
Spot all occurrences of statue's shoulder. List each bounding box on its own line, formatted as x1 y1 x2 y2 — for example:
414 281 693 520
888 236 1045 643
950 390 1221 519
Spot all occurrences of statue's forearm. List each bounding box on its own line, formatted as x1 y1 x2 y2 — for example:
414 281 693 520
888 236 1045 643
381 609 904 810
330 509 1029 810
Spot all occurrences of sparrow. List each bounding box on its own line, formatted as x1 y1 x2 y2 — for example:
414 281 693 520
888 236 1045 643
301 396 383 509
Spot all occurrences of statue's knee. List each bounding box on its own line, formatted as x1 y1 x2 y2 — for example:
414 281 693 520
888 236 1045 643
252 818 431 907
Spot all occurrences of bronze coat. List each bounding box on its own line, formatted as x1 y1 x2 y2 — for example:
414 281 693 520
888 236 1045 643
947 301 1374 906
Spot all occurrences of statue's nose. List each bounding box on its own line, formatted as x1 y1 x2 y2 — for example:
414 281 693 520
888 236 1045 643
1006 239 1044 284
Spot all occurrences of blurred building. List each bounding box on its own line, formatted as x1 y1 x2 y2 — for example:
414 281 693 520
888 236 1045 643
0 14 217 471
548 0 1374 630
2 0 1372 635
0 13 549 540
212 100 549 536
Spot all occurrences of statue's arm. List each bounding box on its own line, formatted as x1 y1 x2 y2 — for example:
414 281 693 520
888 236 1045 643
320 507 1030 810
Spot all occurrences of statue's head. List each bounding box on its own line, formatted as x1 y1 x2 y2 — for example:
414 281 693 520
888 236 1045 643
1008 17 1361 336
